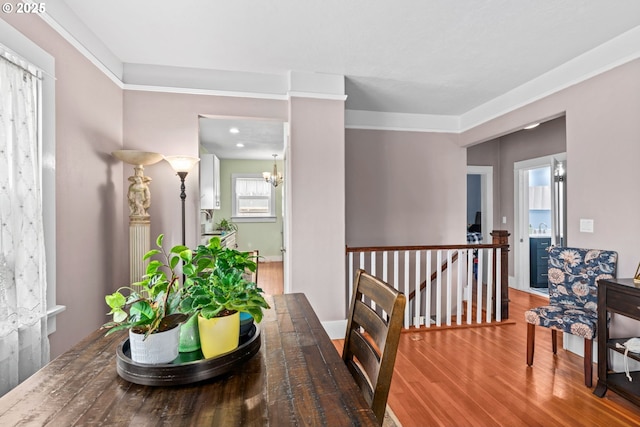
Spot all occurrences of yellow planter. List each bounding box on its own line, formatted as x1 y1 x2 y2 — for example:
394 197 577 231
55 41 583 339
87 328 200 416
197 311 240 359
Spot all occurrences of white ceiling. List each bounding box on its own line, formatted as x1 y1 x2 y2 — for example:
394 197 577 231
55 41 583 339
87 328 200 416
198 117 285 160
54 0 640 157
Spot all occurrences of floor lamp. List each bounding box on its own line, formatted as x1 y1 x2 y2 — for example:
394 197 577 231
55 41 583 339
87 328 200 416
112 150 163 286
164 155 200 247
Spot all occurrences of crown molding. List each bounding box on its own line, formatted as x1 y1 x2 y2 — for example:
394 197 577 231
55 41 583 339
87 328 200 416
123 83 288 100
288 91 348 101
459 25 640 132
38 3 123 87
345 110 460 133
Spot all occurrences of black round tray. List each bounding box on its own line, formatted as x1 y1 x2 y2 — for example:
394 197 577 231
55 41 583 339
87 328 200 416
116 325 261 386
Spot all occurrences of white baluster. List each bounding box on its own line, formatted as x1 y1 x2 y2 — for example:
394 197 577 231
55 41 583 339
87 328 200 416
436 250 442 327
370 251 377 311
495 248 502 322
456 249 463 325
404 251 410 328
348 252 354 305
425 250 432 328
382 251 388 283
414 250 421 328
466 249 473 325
446 250 452 326
486 249 493 323
476 249 484 324
393 251 399 292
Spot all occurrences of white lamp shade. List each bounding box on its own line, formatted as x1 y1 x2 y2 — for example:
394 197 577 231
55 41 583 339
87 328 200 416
164 155 200 172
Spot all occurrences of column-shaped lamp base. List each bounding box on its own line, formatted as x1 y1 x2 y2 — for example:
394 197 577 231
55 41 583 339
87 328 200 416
130 220 151 288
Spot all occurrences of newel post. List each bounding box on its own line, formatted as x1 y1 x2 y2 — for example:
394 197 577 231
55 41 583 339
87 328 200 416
491 230 510 319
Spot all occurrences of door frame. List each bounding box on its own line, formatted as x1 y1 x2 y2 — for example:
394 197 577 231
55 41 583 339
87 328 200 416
466 166 493 296
282 123 292 293
513 153 567 291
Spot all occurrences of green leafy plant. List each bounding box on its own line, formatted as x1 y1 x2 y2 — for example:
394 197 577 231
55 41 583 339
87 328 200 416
180 236 270 322
215 218 238 232
102 234 188 337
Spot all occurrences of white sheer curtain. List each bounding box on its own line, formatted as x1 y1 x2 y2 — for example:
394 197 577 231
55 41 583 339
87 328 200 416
0 54 49 397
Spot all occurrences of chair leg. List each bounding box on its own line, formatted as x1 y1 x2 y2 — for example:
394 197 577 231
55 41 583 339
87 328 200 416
551 329 557 354
526 323 535 366
584 338 593 387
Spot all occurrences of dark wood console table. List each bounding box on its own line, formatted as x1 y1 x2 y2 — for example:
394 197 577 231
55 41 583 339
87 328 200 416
594 278 640 406
0 293 377 426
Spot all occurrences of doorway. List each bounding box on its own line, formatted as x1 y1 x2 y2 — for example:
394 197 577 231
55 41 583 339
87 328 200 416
514 153 567 293
466 166 493 245
466 166 493 292
198 116 289 293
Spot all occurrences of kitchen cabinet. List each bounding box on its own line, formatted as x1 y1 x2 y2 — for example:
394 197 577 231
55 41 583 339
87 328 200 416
594 278 640 406
529 237 551 287
200 154 220 210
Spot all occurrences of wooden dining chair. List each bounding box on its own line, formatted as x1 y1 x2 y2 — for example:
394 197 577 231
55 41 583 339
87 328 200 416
342 269 406 425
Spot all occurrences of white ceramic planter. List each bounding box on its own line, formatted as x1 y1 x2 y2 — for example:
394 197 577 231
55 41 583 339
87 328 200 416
129 326 180 364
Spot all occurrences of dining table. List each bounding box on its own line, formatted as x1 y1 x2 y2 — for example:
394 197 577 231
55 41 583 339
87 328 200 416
0 293 378 426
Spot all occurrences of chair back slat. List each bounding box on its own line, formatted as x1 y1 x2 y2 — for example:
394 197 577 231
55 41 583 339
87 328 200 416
353 299 389 353
343 269 406 425
345 328 379 403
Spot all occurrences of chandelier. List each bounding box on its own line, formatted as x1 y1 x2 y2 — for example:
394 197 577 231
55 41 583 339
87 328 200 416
263 154 284 187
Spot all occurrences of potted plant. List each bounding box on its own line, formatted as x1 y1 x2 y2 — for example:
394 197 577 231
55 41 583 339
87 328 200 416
102 234 188 364
215 218 238 234
180 237 270 359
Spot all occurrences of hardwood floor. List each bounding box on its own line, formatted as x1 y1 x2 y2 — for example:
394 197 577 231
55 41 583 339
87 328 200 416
256 260 283 296
258 269 640 425
384 289 640 427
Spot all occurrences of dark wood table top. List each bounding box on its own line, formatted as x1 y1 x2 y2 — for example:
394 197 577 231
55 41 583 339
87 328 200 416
0 293 377 426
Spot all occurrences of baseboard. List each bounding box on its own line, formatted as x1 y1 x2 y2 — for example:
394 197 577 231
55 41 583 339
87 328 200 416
258 255 283 262
322 319 347 340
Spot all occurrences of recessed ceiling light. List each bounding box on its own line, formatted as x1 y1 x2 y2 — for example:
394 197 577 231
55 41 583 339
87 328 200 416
523 122 540 130
229 127 239 134
236 143 244 148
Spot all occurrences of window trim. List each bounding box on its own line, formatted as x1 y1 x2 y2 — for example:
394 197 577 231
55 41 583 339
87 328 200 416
231 173 277 223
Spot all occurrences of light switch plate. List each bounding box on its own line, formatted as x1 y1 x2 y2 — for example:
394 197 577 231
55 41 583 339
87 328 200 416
580 219 594 233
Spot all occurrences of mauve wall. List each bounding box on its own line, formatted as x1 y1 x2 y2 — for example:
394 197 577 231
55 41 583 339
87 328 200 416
123 93 349 322
461 59 640 279
288 97 346 321
346 129 466 247
467 118 566 276
1 13 126 358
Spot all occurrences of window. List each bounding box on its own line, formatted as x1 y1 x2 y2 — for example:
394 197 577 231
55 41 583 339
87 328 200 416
231 174 276 222
0 27 58 395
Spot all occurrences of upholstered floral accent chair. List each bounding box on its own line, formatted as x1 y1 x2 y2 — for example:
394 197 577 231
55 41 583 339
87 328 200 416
524 247 617 387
